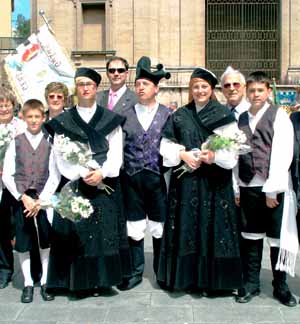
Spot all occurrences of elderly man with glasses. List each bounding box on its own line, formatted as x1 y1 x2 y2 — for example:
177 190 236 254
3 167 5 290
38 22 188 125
221 66 250 119
97 56 137 114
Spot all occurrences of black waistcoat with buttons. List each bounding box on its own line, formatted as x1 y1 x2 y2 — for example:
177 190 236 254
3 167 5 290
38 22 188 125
238 105 277 184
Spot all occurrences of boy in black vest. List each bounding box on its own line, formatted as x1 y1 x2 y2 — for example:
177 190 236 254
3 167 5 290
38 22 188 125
235 71 297 306
117 57 171 290
2 99 55 303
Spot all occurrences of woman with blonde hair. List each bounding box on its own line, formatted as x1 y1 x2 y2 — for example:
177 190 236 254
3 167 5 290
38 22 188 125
157 68 243 294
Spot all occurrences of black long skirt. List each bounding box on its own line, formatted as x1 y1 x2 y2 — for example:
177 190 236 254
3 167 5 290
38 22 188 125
47 178 131 291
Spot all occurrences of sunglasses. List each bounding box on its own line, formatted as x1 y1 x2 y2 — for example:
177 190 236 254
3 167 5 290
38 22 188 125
108 68 126 74
48 94 64 100
223 82 241 89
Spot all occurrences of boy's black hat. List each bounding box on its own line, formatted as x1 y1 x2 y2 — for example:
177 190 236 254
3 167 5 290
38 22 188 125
135 56 171 85
75 67 101 86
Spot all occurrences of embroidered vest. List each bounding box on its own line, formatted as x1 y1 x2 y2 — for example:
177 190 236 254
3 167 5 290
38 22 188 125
123 104 171 176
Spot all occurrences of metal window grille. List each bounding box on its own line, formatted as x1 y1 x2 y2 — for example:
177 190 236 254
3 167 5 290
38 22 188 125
206 0 280 80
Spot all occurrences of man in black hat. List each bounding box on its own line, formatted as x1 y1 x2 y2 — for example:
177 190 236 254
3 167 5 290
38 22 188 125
117 57 171 290
44 67 131 296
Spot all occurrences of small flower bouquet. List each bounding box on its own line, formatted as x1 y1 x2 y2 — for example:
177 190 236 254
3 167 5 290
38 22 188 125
174 129 251 179
0 127 14 168
41 181 94 222
201 129 251 154
54 134 114 194
0 127 14 202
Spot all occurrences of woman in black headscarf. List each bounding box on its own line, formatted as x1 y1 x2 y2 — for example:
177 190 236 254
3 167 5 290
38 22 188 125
157 68 243 294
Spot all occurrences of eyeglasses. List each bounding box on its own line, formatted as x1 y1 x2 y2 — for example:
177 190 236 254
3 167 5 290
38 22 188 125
48 94 64 100
223 82 241 89
108 68 126 74
76 82 96 88
0 103 13 109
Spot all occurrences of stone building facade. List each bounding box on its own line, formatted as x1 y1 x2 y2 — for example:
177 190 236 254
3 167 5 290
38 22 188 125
26 0 300 106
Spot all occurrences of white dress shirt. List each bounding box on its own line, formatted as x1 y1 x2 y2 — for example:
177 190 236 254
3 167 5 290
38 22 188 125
135 102 159 131
228 98 251 120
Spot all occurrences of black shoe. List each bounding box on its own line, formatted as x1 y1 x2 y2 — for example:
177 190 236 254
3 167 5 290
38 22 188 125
235 287 260 303
117 276 142 291
40 285 55 301
21 286 34 303
0 277 11 289
273 288 297 307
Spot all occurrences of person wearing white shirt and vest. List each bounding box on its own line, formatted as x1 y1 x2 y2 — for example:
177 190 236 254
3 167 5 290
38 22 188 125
96 56 137 114
44 67 131 297
0 89 26 290
235 71 297 307
221 66 250 120
117 57 171 291
2 99 55 303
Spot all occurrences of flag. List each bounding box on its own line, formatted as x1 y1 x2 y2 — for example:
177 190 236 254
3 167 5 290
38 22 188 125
4 25 75 105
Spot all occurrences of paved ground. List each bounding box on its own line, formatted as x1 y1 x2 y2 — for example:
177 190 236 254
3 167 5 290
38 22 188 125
1 234 300 324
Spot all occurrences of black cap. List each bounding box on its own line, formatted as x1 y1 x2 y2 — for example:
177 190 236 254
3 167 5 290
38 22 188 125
191 68 218 88
135 56 171 85
75 67 101 86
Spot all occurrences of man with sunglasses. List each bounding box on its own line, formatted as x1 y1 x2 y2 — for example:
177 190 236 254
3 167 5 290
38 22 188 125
221 66 250 119
97 56 137 113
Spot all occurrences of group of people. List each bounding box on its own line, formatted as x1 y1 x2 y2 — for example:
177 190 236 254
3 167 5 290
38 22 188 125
0 55 299 309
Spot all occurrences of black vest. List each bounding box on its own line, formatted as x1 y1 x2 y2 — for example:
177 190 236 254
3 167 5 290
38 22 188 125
15 133 51 194
238 105 278 184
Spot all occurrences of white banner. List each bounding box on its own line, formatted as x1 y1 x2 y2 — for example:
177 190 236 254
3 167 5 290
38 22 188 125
4 25 75 105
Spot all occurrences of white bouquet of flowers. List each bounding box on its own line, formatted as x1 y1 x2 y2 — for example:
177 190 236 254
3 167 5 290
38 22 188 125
174 129 251 178
54 134 114 194
0 126 14 202
40 181 94 222
0 126 14 168
201 129 251 154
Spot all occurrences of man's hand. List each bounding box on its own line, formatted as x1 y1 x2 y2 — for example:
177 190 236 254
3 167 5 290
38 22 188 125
266 196 279 208
199 149 215 164
179 150 202 170
235 196 240 207
83 169 103 186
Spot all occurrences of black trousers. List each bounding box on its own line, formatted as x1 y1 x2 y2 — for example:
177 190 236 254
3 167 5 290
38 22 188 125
0 189 14 280
240 186 284 238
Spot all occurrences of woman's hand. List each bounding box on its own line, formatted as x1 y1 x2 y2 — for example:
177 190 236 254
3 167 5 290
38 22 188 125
199 149 215 164
83 169 103 186
179 150 202 170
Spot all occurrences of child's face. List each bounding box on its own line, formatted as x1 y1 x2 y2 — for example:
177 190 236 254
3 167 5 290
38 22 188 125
0 99 14 124
247 82 271 110
23 108 45 135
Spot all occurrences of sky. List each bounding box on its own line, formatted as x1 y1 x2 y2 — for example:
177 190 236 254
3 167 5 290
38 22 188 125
12 0 30 27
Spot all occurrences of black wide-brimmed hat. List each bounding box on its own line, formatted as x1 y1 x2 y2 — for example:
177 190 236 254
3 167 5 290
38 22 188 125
191 67 218 88
75 67 101 86
135 56 171 85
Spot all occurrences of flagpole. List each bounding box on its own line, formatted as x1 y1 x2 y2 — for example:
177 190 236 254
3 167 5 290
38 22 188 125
38 9 54 35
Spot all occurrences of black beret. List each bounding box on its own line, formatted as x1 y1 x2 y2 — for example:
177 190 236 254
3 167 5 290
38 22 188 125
75 67 101 86
135 56 171 85
191 68 218 88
